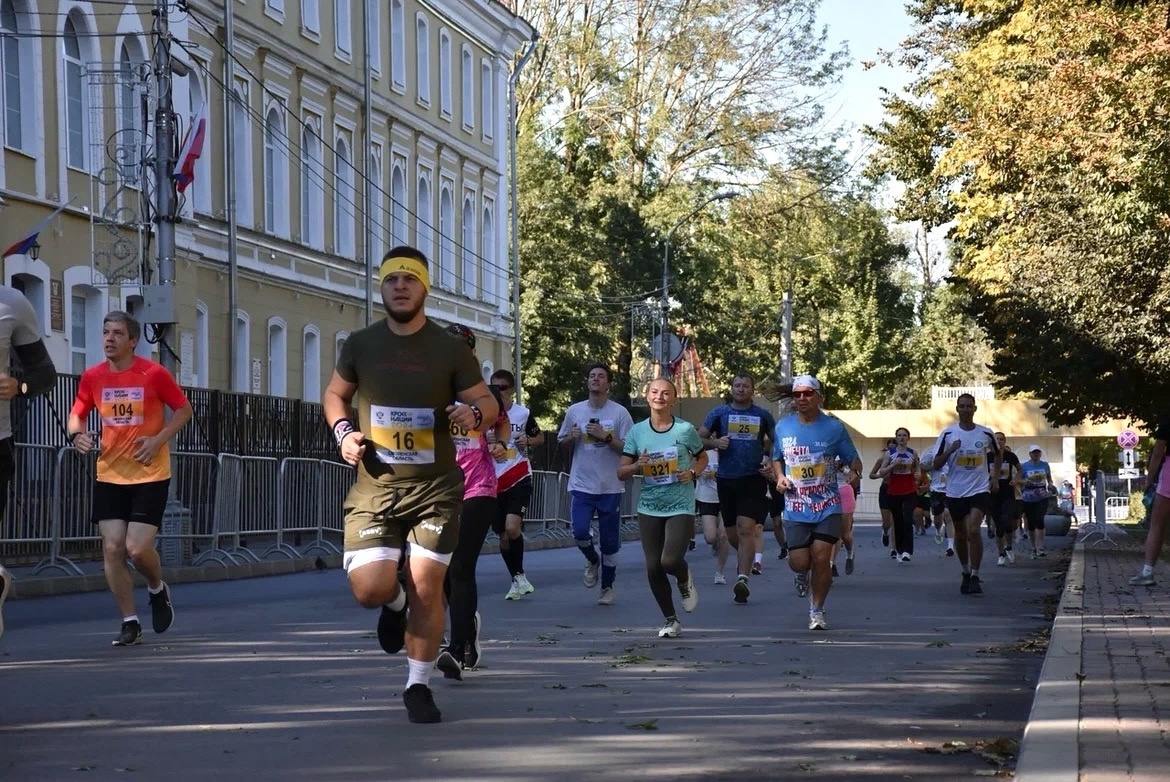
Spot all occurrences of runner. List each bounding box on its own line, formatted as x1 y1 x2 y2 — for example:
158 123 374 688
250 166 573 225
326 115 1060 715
67 311 191 646
618 378 706 637
772 376 861 630
990 433 1022 566
832 462 858 576
1130 417 1169 586
1020 445 1055 558
695 448 730 584
914 468 931 536
921 449 954 555
489 369 543 601
1058 480 1077 523
876 428 919 562
323 246 499 723
698 373 776 604
930 393 1001 595
767 479 788 563
869 438 898 558
435 324 510 681
557 363 633 605
0 285 58 641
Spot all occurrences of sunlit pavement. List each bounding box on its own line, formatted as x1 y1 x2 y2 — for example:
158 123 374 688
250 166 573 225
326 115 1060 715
1 522 1067 781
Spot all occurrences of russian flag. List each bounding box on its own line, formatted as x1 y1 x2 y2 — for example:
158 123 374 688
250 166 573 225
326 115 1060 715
174 102 207 194
1 201 71 259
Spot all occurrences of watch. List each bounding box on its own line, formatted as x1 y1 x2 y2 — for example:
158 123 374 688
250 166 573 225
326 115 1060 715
604 433 613 444
18 382 27 396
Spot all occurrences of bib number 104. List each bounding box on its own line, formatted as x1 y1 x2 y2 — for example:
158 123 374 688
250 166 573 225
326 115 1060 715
111 402 134 417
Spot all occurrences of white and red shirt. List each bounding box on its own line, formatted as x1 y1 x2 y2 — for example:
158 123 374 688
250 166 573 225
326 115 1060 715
494 402 542 492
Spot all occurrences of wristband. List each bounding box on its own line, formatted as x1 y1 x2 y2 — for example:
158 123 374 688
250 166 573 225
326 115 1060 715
332 418 357 446
67 431 80 444
469 404 483 430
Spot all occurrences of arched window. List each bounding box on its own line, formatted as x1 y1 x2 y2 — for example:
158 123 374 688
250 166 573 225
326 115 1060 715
416 174 432 258
391 163 407 246
300 120 324 248
267 317 287 397
0 0 26 150
194 300 209 387
438 30 451 117
415 14 430 104
232 86 254 226
302 325 321 402
118 37 146 167
390 0 405 88
461 46 473 130
234 310 251 392
461 196 475 298
63 13 89 169
482 205 496 305
370 149 384 262
438 185 454 290
334 133 355 256
263 105 289 237
188 72 212 213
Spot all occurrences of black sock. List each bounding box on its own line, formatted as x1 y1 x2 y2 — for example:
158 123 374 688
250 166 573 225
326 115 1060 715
511 535 525 575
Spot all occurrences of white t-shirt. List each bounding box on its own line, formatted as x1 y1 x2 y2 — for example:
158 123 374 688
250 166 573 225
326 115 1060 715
922 452 949 493
557 398 634 495
931 424 996 498
695 449 719 503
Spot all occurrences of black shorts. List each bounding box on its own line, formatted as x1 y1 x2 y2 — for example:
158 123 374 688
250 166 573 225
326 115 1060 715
878 483 895 513
0 437 14 519
716 475 769 527
1022 499 1048 531
930 491 948 518
91 479 171 527
916 494 931 511
946 493 991 523
695 500 720 517
767 485 784 520
992 489 1018 534
493 478 532 534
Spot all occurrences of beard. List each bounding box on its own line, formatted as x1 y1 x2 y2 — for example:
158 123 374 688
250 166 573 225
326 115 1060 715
384 298 425 323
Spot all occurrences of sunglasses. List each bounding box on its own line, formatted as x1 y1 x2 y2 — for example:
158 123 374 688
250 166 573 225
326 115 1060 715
791 390 816 398
492 384 513 392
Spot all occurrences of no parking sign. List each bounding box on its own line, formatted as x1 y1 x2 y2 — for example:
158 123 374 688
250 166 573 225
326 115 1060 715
1117 429 1140 449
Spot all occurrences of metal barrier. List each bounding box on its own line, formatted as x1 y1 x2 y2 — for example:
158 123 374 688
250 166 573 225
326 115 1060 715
2 444 58 569
168 452 220 562
316 460 352 555
277 457 346 558
35 447 100 576
194 453 260 565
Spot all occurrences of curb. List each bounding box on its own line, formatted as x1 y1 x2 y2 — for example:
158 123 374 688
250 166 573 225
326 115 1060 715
1015 536 1085 781
8 530 641 600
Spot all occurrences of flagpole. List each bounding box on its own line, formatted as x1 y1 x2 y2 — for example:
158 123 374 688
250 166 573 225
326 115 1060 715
224 0 239 391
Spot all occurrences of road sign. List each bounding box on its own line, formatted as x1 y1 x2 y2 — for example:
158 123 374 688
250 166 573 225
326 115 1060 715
1119 467 1140 479
1118 429 1140 449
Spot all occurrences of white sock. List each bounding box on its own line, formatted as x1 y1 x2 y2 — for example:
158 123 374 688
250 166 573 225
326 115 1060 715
945 538 953 548
971 569 979 577
123 614 139 624
386 589 406 612
753 553 763 565
1141 564 1154 577
148 582 165 595
406 657 432 688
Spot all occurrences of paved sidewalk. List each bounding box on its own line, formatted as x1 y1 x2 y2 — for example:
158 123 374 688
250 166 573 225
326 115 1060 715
1017 527 1170 781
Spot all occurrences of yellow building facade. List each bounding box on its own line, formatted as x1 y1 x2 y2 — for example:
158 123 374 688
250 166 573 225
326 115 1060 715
1 0 533 398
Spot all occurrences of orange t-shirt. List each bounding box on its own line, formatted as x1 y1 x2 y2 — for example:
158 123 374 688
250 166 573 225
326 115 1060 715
71 357 190 484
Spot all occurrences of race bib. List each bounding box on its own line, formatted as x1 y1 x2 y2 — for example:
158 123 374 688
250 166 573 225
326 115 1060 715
101 387 144 427
369 405 436 464
891 454 914 474
788 451 829 488
643 447 679 486
449 417 482 452
955 451 984 469
727 414 760 441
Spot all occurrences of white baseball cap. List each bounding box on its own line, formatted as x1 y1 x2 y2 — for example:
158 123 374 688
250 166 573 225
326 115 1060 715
1028 444 1042 454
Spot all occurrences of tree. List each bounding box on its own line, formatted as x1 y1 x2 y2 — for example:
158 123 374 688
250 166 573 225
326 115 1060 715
868 0 1170 427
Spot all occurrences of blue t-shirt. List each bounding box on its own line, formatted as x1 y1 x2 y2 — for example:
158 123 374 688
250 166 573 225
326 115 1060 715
771 412 860 524
702 403 776 479
1020 459 1051 502
623 417 704 517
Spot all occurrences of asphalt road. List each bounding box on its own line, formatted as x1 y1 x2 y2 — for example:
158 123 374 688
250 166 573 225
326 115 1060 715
0 521 1068 781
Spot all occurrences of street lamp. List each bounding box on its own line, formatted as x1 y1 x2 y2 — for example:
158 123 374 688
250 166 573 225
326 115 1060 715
661 190 739 377
29 241 40 262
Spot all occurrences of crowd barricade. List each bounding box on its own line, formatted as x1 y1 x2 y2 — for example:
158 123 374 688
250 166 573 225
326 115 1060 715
316 460 352 554
276 457 347 558
2 445 58 571
194 453 259 565
164 452 220 566
36 446 100 576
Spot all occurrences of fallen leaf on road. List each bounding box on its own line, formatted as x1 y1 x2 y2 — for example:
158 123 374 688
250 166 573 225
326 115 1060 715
795 762 817 771
544 683 567 689
626 719 658 730
840 754 859 761
1075 672 1087 681
73 767 96 772
926 640 952 648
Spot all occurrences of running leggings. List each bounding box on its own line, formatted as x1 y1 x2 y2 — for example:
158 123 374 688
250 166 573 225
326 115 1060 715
637 513 693 619
444 496 495 647
890 492 917 556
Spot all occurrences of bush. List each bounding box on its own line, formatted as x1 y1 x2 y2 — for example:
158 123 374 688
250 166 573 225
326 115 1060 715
1129 491 1149 524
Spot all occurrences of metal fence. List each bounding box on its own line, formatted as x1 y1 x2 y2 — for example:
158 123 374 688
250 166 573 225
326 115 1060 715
3 441 640 572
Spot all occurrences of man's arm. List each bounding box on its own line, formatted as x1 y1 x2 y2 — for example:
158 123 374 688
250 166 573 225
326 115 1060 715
323 371 358 429
454 382 500 430
8 293 56 396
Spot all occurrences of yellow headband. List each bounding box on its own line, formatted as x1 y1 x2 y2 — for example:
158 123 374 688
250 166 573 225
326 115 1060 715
379 256 430 294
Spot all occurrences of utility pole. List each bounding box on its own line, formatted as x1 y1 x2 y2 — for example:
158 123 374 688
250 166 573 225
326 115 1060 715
780 283 792 384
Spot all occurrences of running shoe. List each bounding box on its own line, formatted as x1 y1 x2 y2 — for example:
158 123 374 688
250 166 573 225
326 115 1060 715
997 555 1006 567
678 570 699 613
505 577 525 600
583 561 600 588
889 549 898 559
112 620 142 647
751 562 763 576
845 556 855 576
831 563 840 578
1129 572 1156 586
1038 549 1047 558
148 583 174 634
515 573 535 594
1031 550 1039 560
935 529 944 544
658 618 682 638
466 611 482 669
899 552 911 563
881 531 889 547
946 547 955 557
403 684 442 724
960 573 972 595
778 546 789 560
713 572 727 585
969 575 983 594
377 601 408 655
794 573 809 598
597 587 616 606
808 610 828 631
0 565 11 641
436 647 464 681
733 576 750 604
689 539 697 551
1006 549 1016 564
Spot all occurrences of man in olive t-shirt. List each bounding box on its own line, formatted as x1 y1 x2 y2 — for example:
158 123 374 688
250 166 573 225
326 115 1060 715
323 245 498 725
